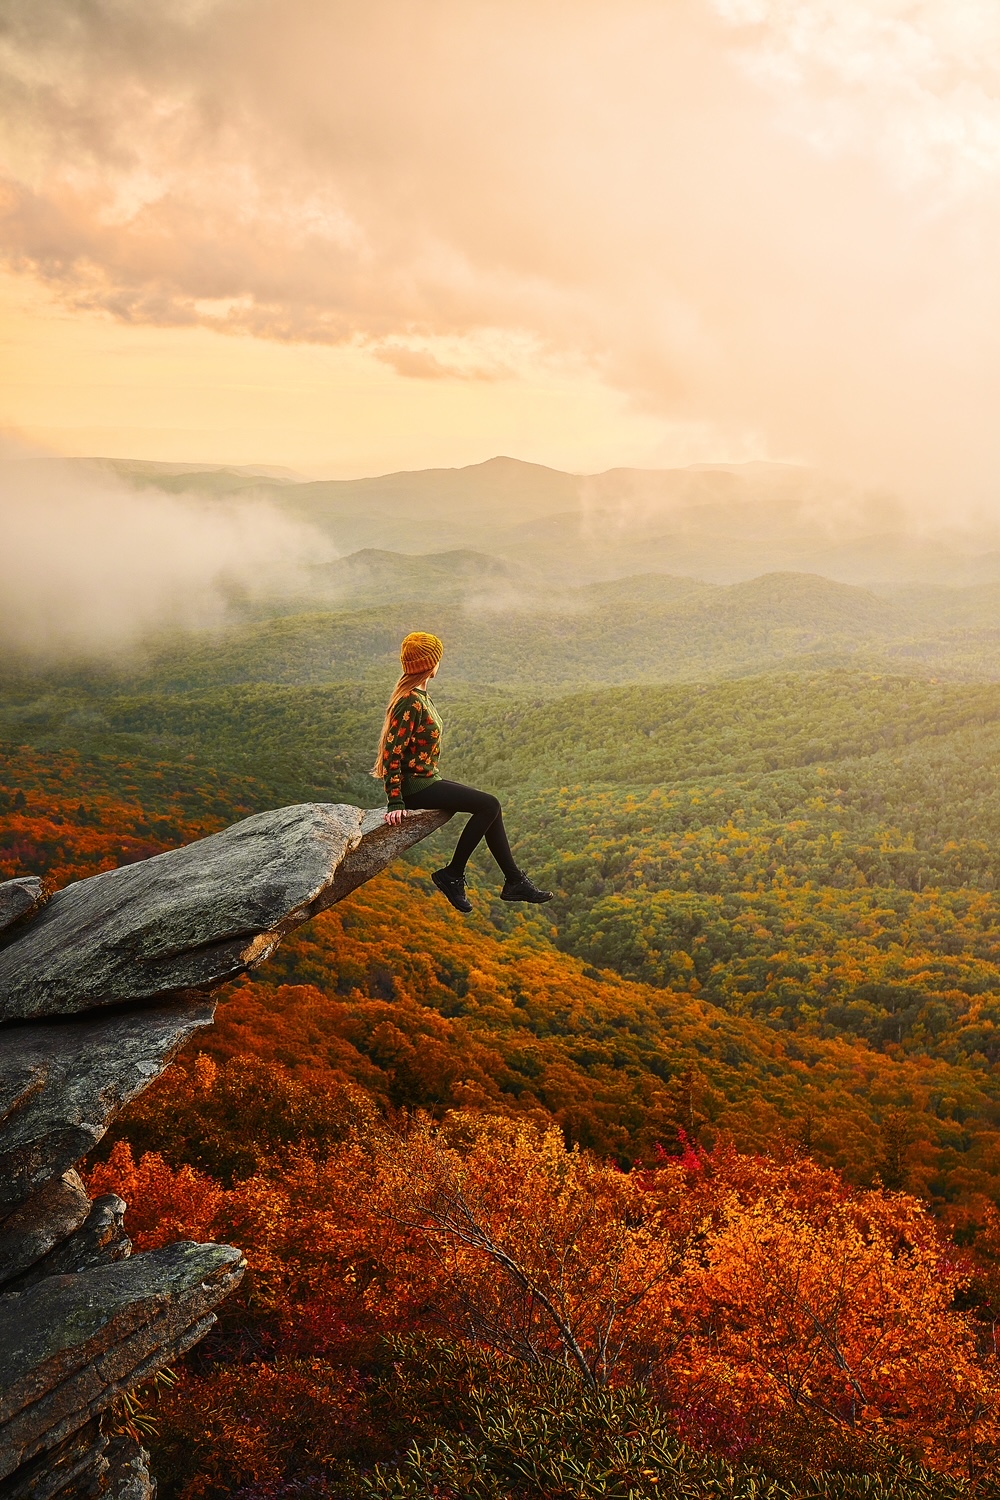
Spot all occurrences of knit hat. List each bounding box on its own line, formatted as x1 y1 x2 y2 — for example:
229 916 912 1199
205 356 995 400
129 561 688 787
400 631 444 675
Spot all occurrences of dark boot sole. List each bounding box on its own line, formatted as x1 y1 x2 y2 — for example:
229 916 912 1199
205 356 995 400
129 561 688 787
501 888 554 904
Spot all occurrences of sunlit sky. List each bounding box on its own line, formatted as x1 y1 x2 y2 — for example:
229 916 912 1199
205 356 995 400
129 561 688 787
4 0 1000 492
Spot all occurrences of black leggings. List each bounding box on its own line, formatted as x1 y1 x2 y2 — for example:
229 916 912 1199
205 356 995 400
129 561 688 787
402 778 520 880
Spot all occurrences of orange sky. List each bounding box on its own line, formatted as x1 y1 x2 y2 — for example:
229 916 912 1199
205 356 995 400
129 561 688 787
3 1 1000 498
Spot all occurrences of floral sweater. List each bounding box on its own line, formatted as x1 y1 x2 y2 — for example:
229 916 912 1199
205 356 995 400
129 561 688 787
382 690 443 807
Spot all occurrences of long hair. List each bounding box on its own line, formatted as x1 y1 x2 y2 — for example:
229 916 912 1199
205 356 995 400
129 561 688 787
371 671 432 779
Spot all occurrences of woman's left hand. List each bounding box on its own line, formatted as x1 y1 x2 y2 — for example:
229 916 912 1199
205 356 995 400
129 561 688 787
384 808 407 825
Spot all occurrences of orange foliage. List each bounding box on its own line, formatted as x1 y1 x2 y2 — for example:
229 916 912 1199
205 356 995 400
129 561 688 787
660 1148 996 1467
11 742 1000 1485
11 742 1000 1219
87 1100 1000 1478
0 742 256 889
367 1119 999 1472
151 1359 376 1500
210 869 1000 1215
88 1140 224 1250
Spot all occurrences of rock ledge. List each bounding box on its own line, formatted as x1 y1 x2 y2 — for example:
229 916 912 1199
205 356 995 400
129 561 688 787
0 802 447 1498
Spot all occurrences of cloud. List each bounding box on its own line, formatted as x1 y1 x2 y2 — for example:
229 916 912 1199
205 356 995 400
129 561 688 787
715 0 1000 191
0 440 331 655
373 342 508 381
3 1 1000 505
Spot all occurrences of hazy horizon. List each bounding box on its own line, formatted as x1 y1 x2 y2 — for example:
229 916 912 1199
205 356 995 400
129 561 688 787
7 1 1000 649
8 442 1000 658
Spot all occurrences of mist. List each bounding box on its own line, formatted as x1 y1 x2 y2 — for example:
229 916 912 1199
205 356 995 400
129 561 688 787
0 446 332 656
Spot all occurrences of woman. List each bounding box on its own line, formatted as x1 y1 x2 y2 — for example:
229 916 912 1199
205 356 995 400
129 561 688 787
374 631 552 914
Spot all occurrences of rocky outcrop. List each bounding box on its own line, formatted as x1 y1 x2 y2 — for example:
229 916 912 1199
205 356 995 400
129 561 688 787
102 1437 156 1500
7 1196 131 1295
0 803 448 1498
0 998 218 1212
0 877 44 935
0 1173 91 1289
0 1415 108 1500
0 1243 246 1483
0 805 444 1024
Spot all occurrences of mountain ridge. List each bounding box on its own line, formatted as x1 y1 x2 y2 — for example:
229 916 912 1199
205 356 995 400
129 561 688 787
46 453 1000 588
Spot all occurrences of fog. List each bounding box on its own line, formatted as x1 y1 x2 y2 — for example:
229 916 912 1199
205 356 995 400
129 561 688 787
0 445 331 656
3 2 1000 507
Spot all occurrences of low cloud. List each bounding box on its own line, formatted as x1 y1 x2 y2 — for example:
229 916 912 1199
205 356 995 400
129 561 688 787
0 443 331 656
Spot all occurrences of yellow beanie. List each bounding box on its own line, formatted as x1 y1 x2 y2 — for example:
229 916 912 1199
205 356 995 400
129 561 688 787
400 631 443 674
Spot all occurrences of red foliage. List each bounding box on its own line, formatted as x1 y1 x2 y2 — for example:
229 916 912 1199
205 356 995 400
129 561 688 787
88 1141 224 1250
86 1104 1000 1483
8 742 1000 1488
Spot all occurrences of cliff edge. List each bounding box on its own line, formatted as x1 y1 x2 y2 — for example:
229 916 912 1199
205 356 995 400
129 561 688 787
0 803 448 1500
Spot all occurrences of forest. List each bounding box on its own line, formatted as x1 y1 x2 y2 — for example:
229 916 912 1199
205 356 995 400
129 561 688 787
7 625 1000 1495
12 0 1000 1481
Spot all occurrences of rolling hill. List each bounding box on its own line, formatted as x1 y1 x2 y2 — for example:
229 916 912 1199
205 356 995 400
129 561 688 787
6 564 1000 697
77 453 1000 588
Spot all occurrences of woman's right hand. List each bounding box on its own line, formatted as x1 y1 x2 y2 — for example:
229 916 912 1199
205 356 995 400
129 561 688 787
384 807 407 825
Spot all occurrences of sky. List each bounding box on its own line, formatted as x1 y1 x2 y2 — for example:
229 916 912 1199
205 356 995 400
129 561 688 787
3 0 1000 499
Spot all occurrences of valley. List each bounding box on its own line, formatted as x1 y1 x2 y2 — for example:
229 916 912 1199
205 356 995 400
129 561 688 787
7 457 1000 1493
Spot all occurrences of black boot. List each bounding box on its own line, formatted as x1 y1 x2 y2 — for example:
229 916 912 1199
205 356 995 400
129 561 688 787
501 870 553 904
432 867 473 914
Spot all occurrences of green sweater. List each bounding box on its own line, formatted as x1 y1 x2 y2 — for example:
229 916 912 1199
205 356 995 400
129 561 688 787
382 690 443 807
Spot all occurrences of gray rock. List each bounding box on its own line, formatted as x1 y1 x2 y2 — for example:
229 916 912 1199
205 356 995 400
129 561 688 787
0 1241 246 1481
0 1415 108 1500
0 801 448 1497
0 997 215 1211
318 806 446 909
0 803 448 1023
103 1435 155 1500
6 1195 131 1293
0 878 45 936
0 1171 90 1288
